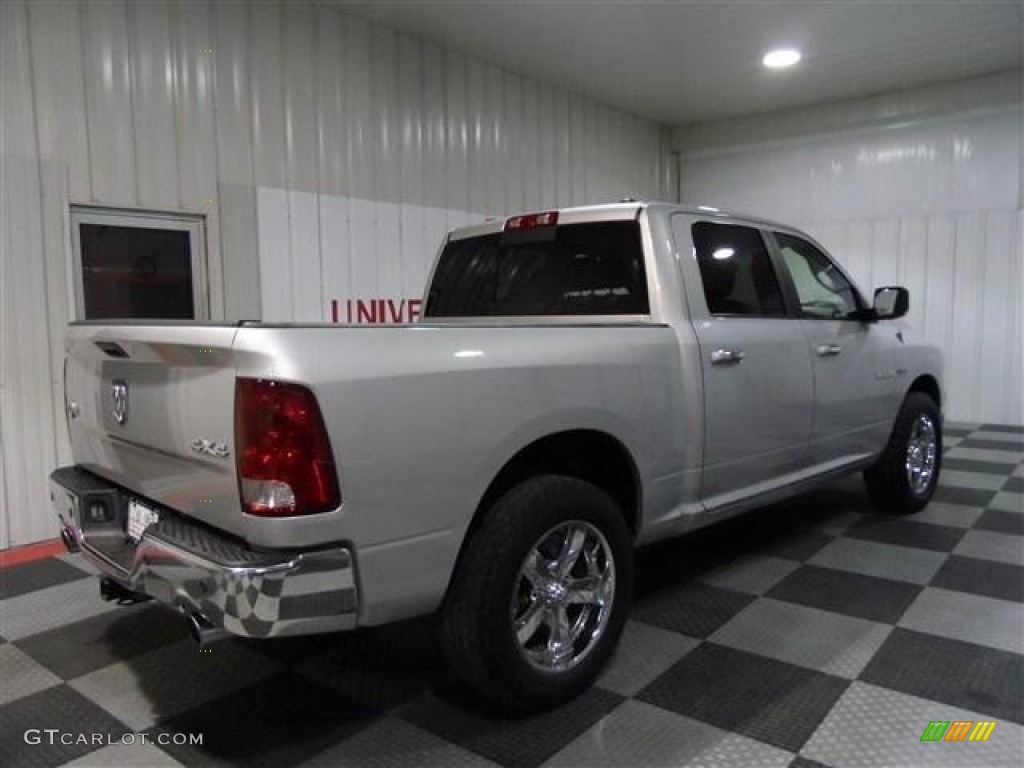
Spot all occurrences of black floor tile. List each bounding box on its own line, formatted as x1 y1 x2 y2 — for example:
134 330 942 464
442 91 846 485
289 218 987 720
790 757 833 768
0 558 89 600
638 643 848 753
766 564 922 624
943 458 1018 475
859 628 1024 724
1003 476 1024 493
930 556 1024 603
943 427 976 438
763 531 836 562
979 424 1024 434
957 438 1024 451
932 486 997 508
0 684 130 768
975 509 1024 535
150 673 377 768
16 604 189 680
844 518 965 553
631 582 755 638
398 687 623 768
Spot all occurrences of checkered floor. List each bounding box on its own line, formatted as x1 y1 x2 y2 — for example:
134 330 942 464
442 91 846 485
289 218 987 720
2 423 1022 768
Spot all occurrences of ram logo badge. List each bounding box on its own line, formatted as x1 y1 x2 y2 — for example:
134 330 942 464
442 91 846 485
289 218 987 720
111 380 129 425
191 438 230 458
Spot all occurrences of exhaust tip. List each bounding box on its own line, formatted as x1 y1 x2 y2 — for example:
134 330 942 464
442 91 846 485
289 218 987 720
60 526 80 553
186 611 230 647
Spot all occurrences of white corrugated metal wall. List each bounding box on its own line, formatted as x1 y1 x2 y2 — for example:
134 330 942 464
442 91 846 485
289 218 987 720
0 0 674 548
674 72 1024 426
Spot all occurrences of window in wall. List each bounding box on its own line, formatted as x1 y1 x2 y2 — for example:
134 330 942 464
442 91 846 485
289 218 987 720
775 232 859 320
691 222 785 316
70 207 207 320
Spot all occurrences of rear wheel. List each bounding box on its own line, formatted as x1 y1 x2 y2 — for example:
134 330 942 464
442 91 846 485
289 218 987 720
864 392 942 514
439 474 632 713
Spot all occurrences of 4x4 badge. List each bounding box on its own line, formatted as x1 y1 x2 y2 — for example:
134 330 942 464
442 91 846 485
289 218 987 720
111 380 128 425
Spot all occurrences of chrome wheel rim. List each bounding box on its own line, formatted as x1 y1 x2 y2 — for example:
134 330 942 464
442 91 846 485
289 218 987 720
905 414 938 495
510 520 616 672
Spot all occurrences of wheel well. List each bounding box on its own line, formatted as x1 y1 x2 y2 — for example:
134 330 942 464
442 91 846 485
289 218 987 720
909 374 941 411
474 430 640 538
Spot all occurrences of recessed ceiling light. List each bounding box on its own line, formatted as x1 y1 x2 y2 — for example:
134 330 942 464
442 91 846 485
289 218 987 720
763 49 801 69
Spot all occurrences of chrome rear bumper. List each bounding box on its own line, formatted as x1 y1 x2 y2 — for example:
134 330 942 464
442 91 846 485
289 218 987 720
50 467 358 639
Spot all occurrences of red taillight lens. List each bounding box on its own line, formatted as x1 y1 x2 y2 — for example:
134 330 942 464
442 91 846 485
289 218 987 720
234 378 341 516
505 211 558 230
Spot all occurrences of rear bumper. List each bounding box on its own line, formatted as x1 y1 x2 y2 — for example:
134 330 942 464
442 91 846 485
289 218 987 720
50 467 358 639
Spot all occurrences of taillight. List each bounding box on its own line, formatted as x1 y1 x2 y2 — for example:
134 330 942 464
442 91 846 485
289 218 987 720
505 211 558 230
234 378 341 516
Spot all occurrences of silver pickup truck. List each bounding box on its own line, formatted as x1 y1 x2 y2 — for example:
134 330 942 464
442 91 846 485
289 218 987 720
51 201 942 711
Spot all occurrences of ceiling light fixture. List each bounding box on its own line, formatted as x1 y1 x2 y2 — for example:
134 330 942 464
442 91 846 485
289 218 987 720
763 49 801 69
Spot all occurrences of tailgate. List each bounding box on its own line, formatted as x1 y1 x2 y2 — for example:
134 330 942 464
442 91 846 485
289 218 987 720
64 324 244 537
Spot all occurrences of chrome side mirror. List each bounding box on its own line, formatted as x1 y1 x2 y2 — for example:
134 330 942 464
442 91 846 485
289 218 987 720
874 286 909 319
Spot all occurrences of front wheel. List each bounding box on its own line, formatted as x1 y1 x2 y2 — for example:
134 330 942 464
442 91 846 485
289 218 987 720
864 392 942 514
439 475 632 714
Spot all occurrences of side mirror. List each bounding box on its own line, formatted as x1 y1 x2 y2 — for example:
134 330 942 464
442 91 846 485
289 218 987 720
874 286 909 319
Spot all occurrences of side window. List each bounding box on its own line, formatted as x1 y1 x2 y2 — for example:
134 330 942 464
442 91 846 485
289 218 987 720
775 233 859 320
71 206 207 320
691 222 785 317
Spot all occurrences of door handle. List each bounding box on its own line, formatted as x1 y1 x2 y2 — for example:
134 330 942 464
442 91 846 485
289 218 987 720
816 344 842 357
711 348 745 365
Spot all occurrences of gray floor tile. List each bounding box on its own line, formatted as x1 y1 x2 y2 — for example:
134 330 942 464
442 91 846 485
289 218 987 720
767 564 922 624
954 529 1024 565
699 554 801 595
710 598 892 678
0 643 62 706
0 577 119 641
70 638 281 731
596 620 699 697
945 446 1024 464
398 688 623 768
930 555 1024 602
944 421 981 432
939 470 1007 491
802 681 1023 767
809 537 946 585
990 491 1024 513
859 628 1023 724
543 699 793 768
897 587 1024 654
61 742 185 767
638 643 849 753
299 716 501 768
1015 464 1024 478
913 502 983 528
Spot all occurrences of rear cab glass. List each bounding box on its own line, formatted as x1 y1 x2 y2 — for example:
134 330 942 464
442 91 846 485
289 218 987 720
424 221 649 318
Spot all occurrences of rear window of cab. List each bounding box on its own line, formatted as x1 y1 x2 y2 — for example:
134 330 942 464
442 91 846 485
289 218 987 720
424 221 649 317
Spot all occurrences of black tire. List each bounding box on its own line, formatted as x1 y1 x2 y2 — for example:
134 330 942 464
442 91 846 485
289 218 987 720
439 474 632 714
864 392 942 515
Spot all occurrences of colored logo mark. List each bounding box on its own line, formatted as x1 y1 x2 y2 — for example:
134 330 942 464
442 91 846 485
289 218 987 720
920 720 996 742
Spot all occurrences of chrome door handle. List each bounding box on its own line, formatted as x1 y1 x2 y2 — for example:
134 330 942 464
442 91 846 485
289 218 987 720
816 344 842 357
711 348 745 365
